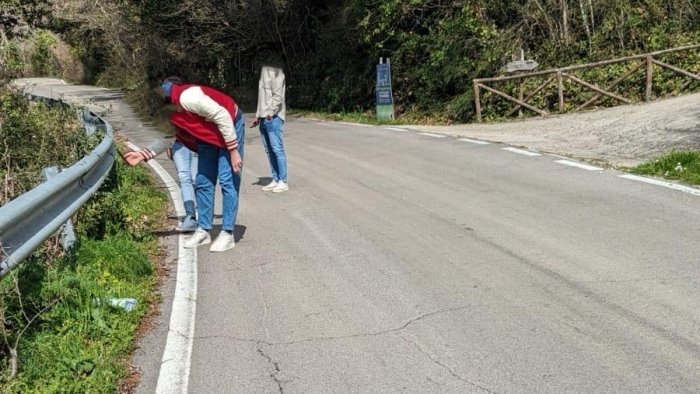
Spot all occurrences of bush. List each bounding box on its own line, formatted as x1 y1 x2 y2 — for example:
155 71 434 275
76 158 169 241
0 87 96 204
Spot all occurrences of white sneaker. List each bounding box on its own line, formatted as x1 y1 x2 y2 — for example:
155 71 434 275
184 228 211 248
261 180 278 191
272 181 289 193
210 231 235 252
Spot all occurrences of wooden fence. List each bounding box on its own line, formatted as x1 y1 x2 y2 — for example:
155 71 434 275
472 44 700 121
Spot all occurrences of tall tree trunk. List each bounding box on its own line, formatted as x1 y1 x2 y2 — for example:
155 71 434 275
531 0 557 43
560 0 569 44
579 0 592 51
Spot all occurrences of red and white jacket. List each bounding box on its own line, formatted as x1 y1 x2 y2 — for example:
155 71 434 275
140 83 240 161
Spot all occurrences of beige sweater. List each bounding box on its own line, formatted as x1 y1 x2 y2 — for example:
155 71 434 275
255 66 286 121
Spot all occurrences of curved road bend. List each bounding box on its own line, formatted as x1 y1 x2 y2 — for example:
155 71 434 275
14 79 700 393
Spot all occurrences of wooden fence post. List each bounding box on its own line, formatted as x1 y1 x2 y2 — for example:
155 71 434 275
556 70 564 112
473 81 482 121
645 55 654 101
518 76 524 117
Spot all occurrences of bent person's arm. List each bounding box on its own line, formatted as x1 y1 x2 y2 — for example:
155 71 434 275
179 86 237 152
123 138 171 166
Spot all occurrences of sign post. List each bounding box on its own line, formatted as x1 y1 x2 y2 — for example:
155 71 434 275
505 49 539 117
376 58 395 120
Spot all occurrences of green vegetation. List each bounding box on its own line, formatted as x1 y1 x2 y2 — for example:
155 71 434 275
0 86 168 392
290 109 439 126
5 0 696 123
0 88 96 201
108 0 700 122
0 160 168 393
633 151 700 185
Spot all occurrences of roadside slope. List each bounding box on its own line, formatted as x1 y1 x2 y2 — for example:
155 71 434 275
408 92 700 168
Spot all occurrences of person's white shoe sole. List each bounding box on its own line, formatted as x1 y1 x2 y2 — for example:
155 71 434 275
261 181 278 191
184 231 211 249
272 184 289 193
210 237 235 252
210 241 235 252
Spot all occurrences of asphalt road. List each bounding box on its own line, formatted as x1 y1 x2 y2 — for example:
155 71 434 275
12 79 700 393
190 120 699 393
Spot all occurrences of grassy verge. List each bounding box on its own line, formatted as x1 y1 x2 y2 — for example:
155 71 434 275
0 158 168 393
632 151 700 185
290 109 450 126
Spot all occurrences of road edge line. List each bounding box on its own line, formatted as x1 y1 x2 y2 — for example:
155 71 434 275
125 142 198 394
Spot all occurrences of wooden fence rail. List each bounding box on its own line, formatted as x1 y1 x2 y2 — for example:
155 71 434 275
473 44 700 121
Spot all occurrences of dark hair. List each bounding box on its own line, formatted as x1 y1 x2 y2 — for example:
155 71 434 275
163 76 183 85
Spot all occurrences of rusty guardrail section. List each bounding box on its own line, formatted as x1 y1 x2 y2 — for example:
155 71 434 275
473 44 700 121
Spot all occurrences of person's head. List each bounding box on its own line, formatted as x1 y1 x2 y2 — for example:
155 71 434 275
258 48 285 71
160 76 183 103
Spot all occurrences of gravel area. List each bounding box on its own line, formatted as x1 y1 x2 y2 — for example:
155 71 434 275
409 92 700 168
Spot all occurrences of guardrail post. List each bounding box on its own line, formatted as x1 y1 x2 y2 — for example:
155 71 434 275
42 166 77 251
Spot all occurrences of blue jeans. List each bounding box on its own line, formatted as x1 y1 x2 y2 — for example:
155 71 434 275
259 116 287 182
172 140 198 218
195 112 245 232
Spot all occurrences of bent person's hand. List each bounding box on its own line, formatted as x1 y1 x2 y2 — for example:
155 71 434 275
250 118 259 128
123 151 144 166
230 152 243 174
230 150 243 174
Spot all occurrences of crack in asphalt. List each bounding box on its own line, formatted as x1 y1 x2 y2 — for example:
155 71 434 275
400 335 498 393
257 346 285 394
194 305 473 346
192 306 491 392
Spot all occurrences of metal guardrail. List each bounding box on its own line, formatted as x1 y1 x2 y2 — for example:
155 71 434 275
0 98 116 277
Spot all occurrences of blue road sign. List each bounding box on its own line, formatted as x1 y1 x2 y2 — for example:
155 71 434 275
376 61 394 120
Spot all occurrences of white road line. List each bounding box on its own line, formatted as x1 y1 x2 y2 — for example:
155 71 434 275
619 174 700 197
338 121 365 127
418 132 447 138
385 127 408 131
555 159 603 171
502 147 541 156
125 142 198 394
458 138 489 145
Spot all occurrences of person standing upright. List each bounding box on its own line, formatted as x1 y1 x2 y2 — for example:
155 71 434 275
251 64 288 193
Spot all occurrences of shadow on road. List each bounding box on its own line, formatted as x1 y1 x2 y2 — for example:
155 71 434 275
251 176 273 186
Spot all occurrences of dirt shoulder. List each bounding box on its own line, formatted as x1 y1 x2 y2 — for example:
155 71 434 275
408 92 700 168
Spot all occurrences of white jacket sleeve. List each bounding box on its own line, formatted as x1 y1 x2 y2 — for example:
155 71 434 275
179 86 237 149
